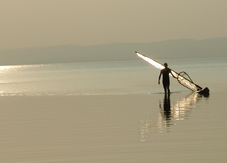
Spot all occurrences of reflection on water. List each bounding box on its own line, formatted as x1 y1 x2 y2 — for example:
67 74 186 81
0 61 155 96
139 93 209 142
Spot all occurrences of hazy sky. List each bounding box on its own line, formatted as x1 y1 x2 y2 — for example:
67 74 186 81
0 0 226 48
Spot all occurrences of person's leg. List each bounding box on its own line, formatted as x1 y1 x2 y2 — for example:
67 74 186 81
163 83 167 94
167 86 170 94
166 83 170 94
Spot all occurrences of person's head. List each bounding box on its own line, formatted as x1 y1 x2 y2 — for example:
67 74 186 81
164 63 168 68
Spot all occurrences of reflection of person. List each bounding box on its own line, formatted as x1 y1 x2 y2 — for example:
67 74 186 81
158 63 176 94
163 93 171 120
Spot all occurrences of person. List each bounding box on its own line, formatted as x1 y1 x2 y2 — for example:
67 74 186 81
158 63 176 94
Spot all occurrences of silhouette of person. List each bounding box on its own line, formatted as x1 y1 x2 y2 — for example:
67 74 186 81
158 63 176 94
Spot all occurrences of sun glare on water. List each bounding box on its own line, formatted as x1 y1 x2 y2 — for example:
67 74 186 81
0 65 30 73
0 66 13 72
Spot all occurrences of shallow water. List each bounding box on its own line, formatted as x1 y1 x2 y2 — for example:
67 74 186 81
0 92 226 162
0 57 227 162
0 57 226 95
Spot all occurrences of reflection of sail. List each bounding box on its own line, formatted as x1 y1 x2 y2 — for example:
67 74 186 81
161 93 198 121
135 51 209 94
139 93 202 142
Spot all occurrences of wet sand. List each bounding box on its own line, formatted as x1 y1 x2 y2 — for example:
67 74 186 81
0 92 226 162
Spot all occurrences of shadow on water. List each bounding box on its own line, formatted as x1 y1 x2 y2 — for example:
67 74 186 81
139 92 209 142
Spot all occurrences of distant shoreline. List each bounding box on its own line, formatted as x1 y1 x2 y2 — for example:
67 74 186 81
0 37 226 66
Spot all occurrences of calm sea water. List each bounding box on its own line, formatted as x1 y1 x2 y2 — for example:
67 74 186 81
1 57 227 162
0 57 226 96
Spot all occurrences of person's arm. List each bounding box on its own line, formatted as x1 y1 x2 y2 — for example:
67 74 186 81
170 69 177 78
158 71 162 84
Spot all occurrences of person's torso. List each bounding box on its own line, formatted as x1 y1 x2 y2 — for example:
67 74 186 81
162 68 170 80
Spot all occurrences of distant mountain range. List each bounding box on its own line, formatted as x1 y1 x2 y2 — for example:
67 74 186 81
0 37 226 65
